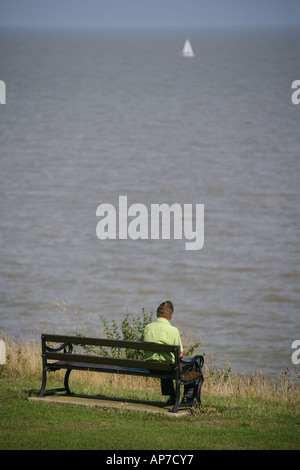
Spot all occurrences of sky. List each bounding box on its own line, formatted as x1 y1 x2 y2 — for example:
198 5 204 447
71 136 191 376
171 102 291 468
0 0 299 29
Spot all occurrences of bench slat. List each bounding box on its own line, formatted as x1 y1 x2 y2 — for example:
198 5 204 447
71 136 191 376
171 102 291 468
46 352 173 371
43 334 176 353
48 361 173 379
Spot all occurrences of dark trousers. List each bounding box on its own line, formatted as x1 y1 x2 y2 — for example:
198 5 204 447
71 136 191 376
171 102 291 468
161 378 199 399
161 356 200 399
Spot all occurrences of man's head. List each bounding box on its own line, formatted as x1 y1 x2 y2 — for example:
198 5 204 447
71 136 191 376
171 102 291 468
157 300 174 321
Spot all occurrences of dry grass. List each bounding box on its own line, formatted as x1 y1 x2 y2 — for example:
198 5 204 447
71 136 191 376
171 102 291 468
1 334 299 405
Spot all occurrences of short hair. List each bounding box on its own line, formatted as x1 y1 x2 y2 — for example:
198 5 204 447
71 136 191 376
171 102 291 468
157 300 174 320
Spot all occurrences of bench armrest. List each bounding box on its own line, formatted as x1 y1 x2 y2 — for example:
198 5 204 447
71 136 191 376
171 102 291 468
46 342 73 353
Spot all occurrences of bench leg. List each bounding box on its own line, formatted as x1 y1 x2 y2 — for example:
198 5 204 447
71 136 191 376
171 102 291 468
195 374 204 404
38 368 73 397
64 369 72 395
171 380 181 413
38 368 47 397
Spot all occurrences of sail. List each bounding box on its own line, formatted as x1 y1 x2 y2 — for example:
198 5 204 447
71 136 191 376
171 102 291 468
181 39 195 57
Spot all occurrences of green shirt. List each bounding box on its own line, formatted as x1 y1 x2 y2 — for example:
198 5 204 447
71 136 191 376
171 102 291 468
141 317 183 364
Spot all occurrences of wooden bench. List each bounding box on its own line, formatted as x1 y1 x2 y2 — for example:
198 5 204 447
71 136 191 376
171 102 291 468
38 334 204 413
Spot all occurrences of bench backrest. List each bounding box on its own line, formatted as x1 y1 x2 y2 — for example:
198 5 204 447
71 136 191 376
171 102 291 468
41 334 180 372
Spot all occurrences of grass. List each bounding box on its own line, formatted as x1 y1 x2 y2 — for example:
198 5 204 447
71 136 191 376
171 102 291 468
1 379 299 450
0 336 300 450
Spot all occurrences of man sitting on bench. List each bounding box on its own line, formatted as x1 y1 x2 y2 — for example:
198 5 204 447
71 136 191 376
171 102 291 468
141 300 201 406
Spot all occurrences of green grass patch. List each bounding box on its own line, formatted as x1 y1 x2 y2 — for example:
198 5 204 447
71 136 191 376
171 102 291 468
0 378 299 450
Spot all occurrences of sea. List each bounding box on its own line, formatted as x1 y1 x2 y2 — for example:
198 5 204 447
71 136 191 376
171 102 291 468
1 26 299 375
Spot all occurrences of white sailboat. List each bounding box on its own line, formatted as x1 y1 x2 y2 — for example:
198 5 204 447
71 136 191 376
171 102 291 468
180 38 195 57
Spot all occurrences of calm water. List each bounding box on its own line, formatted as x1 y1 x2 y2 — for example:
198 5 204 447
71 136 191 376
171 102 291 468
1 27 299 374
